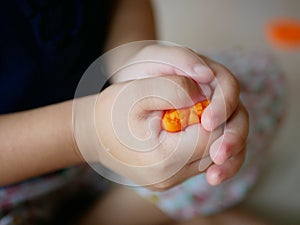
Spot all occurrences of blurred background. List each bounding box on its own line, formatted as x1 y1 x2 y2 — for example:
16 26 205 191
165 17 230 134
152 0 300 224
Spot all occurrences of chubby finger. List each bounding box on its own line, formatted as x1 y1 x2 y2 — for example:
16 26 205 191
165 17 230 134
209 102 249 165
110 42 214 83
200 57 240 131
206 148 246 186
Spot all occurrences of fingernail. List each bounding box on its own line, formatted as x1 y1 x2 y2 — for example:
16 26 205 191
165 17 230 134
193 64 214 82
209 171 222 186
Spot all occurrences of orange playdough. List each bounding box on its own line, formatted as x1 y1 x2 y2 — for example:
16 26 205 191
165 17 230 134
162 100 210 132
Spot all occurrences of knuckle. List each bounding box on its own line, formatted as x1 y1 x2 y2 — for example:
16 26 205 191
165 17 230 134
227 97 238 115
167 45 198 65
228 129 248 149
168 45 188 55
223 142 232 157
225 79 240 112
220 65 241 95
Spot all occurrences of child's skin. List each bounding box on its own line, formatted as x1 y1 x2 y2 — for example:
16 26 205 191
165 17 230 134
0 47 247 188
94 45 248 189
76 48 253 225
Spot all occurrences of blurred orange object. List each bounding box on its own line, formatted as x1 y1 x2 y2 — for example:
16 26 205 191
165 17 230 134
162 100 210 132
266 18 300 50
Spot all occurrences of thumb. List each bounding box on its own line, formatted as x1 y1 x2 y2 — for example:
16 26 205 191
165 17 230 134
132 75 206 113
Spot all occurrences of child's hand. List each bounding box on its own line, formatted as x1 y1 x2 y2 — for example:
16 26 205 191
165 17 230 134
106 43 249 187
200 56 249 186
94 75 222 190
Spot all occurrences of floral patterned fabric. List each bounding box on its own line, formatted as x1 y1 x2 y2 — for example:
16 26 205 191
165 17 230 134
0 166 110 225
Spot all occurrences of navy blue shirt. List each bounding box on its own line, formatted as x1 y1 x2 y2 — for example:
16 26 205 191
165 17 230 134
0 0 114 113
